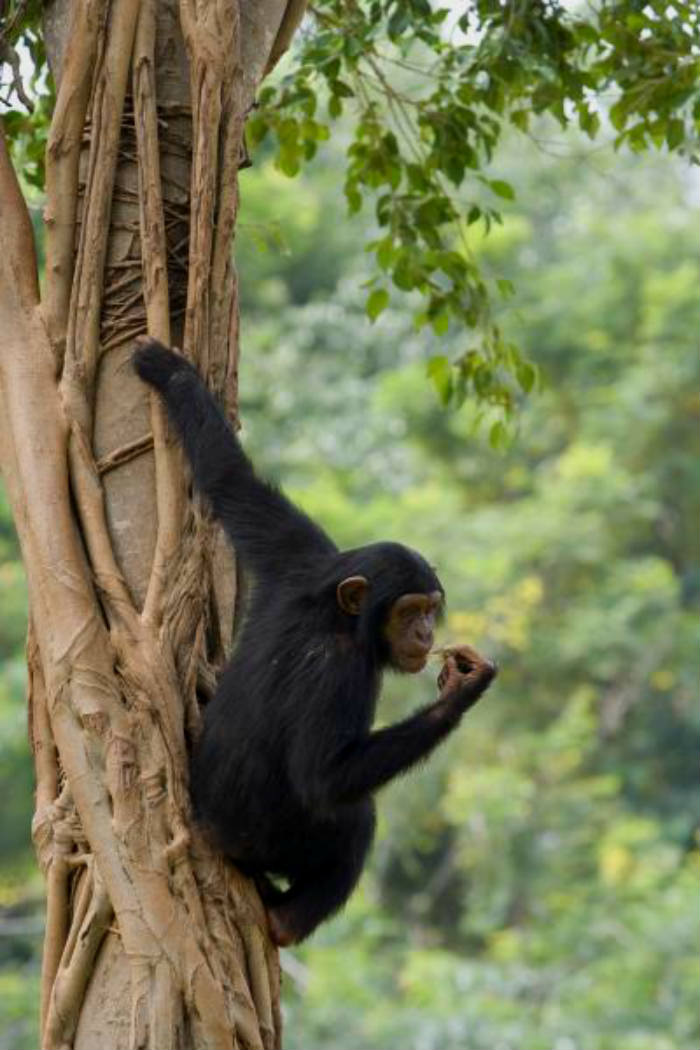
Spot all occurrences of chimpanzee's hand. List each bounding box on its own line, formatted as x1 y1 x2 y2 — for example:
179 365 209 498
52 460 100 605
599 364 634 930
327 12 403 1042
133 337 189 392
437 645 497 714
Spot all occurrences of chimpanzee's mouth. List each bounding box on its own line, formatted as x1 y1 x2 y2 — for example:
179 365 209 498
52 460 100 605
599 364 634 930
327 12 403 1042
401 649 430 671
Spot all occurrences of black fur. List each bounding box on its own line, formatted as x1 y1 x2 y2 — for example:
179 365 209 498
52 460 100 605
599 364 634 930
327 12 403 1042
133 339 493 943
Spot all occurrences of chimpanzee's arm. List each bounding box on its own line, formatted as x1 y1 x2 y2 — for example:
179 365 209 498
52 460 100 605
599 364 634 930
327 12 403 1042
133 339 335 571
316 656 497 806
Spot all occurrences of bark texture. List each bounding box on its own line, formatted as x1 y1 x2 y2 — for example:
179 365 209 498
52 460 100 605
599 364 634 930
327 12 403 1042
0 1 306 1047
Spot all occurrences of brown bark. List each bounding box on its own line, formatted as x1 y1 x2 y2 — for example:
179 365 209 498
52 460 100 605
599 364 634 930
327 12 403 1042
0 1 306 1047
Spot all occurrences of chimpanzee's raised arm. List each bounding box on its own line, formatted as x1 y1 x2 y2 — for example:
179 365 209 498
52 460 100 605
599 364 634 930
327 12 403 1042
133 339 336 573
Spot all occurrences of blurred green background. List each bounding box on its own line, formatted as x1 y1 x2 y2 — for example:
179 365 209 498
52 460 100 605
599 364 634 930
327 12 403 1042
0 127 698 1049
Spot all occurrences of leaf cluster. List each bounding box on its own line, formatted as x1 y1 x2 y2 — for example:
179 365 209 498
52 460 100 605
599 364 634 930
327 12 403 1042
250 0 699 416
2 0 698 420
0 0 53 190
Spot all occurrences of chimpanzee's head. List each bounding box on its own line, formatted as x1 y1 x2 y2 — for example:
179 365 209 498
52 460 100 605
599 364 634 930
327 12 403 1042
334 542 444 672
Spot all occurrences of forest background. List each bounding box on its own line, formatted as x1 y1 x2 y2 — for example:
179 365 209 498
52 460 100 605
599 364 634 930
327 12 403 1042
0 57 698 1050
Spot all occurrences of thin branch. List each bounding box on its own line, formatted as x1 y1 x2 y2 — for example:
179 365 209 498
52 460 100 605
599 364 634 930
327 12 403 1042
0 0 31 45
42 0 106 370
43 864 113 1050
133 0 185 628
244 925 275 1049
96 431 154 475
68 421 139 630
0 39 33 110
27 622 59 822
40 795 75 1042
264 0 308 75
0 115 39 312
63 0 141 405
208 8 243 400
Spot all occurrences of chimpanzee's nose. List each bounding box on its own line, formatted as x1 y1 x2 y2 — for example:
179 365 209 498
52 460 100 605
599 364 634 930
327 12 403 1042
415 619 433 646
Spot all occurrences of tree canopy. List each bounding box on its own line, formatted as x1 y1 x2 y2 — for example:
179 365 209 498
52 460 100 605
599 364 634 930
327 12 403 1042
3 0 699 427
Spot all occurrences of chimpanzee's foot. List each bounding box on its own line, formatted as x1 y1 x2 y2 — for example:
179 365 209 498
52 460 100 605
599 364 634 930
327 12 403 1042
267 906 298 947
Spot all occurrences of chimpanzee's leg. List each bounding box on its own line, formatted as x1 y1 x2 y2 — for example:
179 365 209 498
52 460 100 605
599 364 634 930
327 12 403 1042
268 803 376 946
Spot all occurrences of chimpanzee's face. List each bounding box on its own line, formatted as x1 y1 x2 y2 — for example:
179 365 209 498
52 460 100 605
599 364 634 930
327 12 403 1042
382 591 444 672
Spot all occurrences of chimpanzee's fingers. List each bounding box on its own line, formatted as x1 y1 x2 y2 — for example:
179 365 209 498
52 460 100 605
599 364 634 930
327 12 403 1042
438 655 459 692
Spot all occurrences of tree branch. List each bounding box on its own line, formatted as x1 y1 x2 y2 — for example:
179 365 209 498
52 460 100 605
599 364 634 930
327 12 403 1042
133 0 185 627
39 790 76 1043
0 117 39 315
42 0 106 370
63 0 141 405
68 421 140 629
43 863 113 1050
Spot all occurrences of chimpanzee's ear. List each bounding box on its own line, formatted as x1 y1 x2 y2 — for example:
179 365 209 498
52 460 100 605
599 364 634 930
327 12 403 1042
336 576 369 615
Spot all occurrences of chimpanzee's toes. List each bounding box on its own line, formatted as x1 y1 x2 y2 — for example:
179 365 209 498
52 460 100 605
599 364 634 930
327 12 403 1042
267 907 297 948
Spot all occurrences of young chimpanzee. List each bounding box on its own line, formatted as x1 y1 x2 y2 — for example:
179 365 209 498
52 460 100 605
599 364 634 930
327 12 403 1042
133 338 497 946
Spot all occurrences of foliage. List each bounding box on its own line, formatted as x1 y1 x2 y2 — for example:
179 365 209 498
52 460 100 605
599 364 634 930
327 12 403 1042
3 0 699 421
0 0 52 190
247 0 700 414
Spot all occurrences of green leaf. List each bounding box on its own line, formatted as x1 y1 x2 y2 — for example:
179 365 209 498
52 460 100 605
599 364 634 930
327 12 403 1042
666 119 685 151
376 237 395 270
431 312 449 336
497 277 515 299
578 107 601 139
366 288 389 322
246 116 270 147
392 254 421 291
510 110 530 132
345 185 362 214
331 79 354 99
387 8 410 37
427 356 453 406
277 146 300 177
609 100 628 132
516 360 537 394
489 179 515 201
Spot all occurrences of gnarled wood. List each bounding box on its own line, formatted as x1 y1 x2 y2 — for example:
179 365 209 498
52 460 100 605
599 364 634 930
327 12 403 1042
0 1 306 1046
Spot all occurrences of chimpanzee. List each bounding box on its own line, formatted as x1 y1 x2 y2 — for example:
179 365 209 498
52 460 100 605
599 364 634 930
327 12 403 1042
133 338 497 946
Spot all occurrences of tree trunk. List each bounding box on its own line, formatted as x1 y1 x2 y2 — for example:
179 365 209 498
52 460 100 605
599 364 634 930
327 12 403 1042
0 2 306 1046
